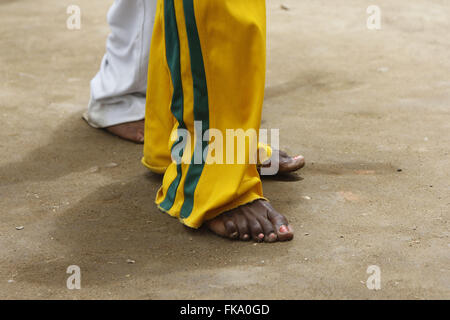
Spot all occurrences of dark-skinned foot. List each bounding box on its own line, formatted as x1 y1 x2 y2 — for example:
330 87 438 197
261 150 305 174
206 200 294 242
105 120 145 144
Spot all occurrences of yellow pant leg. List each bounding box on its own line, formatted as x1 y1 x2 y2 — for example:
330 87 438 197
141 0 175 174
143 0 267 228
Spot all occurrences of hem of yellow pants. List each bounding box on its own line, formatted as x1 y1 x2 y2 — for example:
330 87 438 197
141 142 272 175
257 142 273 164
157 193 268 229
141 157 167 174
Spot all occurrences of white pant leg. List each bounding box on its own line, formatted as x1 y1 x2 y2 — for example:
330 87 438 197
84 0 157 128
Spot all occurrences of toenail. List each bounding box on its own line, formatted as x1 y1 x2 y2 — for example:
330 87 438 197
243 234 249 240
279 225 288 233
230 232 238 238
258 233 264 239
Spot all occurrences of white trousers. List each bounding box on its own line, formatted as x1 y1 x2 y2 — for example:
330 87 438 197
84 0 157 128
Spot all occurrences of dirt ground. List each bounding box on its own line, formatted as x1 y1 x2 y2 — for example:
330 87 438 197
0 0 449 300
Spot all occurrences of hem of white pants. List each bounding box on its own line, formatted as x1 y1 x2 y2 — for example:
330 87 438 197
82 111 145 129
83 98 145 129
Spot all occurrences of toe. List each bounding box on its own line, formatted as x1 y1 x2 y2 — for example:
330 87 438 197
263 202 294 241
243 211 264 242
233 209 250 241
279 152 305 173
276 224 294 241
136 131 145 143
291 155 305 169
223 217 239 239
255 214 277 243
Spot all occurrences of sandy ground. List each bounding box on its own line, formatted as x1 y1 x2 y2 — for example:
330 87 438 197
0 0 449 300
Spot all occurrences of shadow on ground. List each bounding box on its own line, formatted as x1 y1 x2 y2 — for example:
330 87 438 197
0 114 143 185
12 173 297 290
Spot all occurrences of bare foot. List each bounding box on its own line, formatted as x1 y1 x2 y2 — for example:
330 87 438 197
206 200 294 242
105 120 145 144
261 150 305 174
